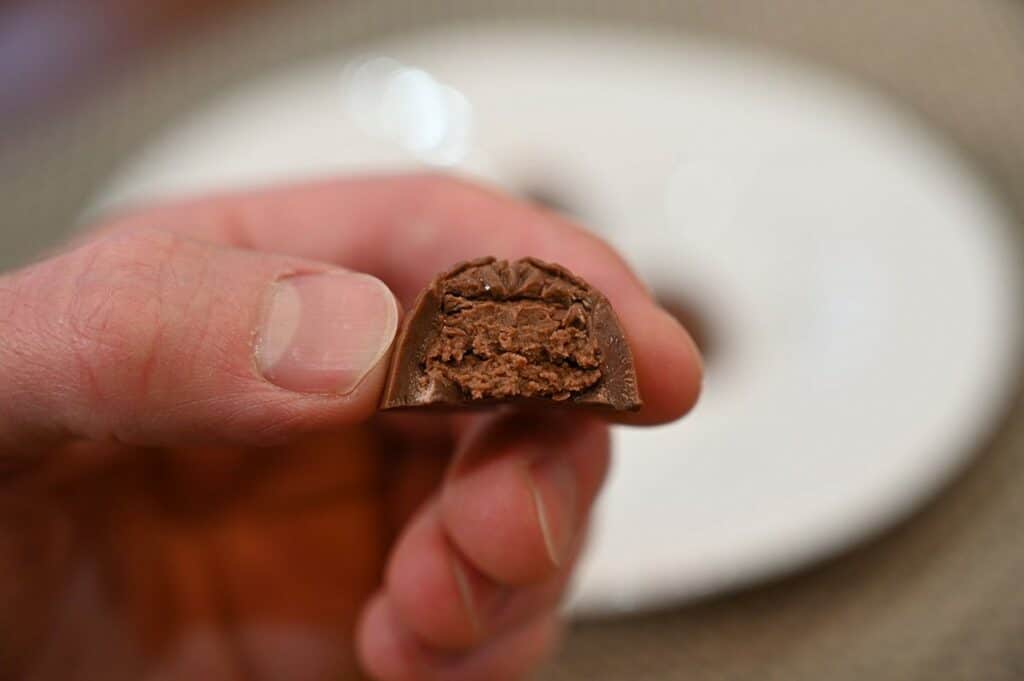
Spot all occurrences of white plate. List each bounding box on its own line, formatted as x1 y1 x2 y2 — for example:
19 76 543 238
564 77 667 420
91 24 1022 616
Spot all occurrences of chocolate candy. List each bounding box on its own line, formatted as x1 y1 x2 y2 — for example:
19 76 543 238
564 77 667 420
380 257 641 411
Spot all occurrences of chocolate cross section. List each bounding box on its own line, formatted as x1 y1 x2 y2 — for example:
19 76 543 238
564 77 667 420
381 257 641 411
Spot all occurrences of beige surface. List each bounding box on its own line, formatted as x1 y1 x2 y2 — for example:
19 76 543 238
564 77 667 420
1 1 1023 679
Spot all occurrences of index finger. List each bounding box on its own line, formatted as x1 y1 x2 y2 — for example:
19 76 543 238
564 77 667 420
101 173 701 424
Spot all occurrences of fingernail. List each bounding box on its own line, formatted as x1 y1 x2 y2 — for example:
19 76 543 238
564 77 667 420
256 271 398 394
450 555 482 637
528 454 577 567
449 554 508 641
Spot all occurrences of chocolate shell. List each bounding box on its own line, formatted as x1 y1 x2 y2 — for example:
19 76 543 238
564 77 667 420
380 257 641 411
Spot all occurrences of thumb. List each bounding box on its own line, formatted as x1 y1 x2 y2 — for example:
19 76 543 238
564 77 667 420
0 228 399 449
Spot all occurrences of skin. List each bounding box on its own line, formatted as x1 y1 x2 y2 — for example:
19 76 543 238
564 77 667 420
0 174 701 680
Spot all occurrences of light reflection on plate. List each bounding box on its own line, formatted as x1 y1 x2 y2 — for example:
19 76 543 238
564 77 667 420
341 56 472 166
91 24 1022 616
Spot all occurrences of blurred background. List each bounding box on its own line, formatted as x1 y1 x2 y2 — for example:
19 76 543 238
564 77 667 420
2 1 1024 679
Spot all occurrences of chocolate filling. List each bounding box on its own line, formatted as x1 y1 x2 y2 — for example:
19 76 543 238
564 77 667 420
424 259 602 401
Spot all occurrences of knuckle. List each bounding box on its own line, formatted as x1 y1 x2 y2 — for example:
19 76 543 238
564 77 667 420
0 269 57 426
57 229 216 415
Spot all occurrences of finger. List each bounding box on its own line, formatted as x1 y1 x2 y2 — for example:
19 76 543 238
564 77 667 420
441 412 609 584
0 227 399 449
357 593 560 681
382 413 607 650
96 174 632 304
384 505 502 650
100 174 701 424
384 501 589 651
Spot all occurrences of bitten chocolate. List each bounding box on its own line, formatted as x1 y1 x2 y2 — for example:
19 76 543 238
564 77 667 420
380 257 641 411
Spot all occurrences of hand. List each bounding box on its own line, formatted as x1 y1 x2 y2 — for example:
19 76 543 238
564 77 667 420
0 175 701 680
